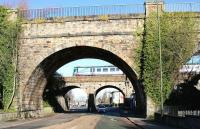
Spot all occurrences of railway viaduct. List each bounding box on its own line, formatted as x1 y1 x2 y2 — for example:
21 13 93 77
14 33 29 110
11 2 200 118
18 13 144 118
54 75 134 112
64 75 133 97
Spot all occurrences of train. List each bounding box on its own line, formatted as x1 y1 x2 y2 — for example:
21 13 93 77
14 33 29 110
73 66 123 76
179 65 200 73
179 55 200 73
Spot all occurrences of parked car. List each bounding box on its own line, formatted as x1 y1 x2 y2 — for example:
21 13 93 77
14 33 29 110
97 104 106 113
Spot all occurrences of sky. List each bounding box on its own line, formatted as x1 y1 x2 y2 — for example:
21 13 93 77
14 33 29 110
67 88 88 101
0 0 200 9
186 55 200 65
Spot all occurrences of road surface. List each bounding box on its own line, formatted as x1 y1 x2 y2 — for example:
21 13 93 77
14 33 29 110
0 111 181 129
95 115 139 129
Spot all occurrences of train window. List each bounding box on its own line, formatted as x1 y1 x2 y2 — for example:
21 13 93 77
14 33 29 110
97 68 101 72
110 68 115 72
90 68 95 72
103 68 108 72
116 68 120 71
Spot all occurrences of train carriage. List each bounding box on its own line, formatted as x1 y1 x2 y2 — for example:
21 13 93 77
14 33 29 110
73 66 123 76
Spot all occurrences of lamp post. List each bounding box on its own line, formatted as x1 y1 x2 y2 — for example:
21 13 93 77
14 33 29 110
156 0 164 117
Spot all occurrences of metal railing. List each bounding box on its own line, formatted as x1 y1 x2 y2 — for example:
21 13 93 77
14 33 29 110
165 2 200 12
18 2 200 20
19 4 145 20
160 106 200 117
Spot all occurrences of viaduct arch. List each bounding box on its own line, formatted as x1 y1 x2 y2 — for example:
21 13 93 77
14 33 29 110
95 85 126 97
18 14 146 117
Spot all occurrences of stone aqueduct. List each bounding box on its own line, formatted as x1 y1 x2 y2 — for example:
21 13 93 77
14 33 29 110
13 3 200 118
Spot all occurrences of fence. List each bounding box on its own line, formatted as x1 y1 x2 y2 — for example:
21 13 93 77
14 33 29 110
19 4 145 20
18 2 200 20
165 2 200 12
159 106 200 117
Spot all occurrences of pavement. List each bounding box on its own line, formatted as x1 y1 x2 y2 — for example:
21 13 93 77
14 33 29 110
127 117 181 129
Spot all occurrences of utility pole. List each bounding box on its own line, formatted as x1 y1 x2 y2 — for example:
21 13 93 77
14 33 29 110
156 0 164 117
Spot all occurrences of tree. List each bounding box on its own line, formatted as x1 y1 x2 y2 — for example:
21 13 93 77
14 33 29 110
139 12 197 105
0 6 21 110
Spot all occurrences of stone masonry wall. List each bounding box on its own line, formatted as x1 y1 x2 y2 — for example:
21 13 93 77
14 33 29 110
64 75 127 83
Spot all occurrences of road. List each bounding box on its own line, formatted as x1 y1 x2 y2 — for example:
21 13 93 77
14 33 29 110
95 115 139 129
37 114 139 129
0 113 140 129
0 110 180 129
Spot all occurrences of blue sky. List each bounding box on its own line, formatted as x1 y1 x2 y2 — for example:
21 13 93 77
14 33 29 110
186 55 200 65
0 0 200 9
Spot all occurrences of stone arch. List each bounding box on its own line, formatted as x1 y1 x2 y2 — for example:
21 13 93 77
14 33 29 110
61 86 80 96
95 85 125 97
20 46 146 117
94 85 125 109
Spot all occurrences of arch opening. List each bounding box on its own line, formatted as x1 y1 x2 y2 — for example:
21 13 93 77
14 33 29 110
64 88 88 112
95 85 126 98
95 85 136 114
21 46 146 117
95 86 125 112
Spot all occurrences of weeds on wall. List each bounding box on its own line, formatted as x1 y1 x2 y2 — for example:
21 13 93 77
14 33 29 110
136 12 197 105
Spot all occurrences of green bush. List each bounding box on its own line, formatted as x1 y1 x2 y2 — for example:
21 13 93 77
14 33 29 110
0 6 21 110
137 12 197 105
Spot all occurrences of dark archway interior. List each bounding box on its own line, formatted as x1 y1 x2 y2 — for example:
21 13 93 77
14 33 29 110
23 46 146 116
